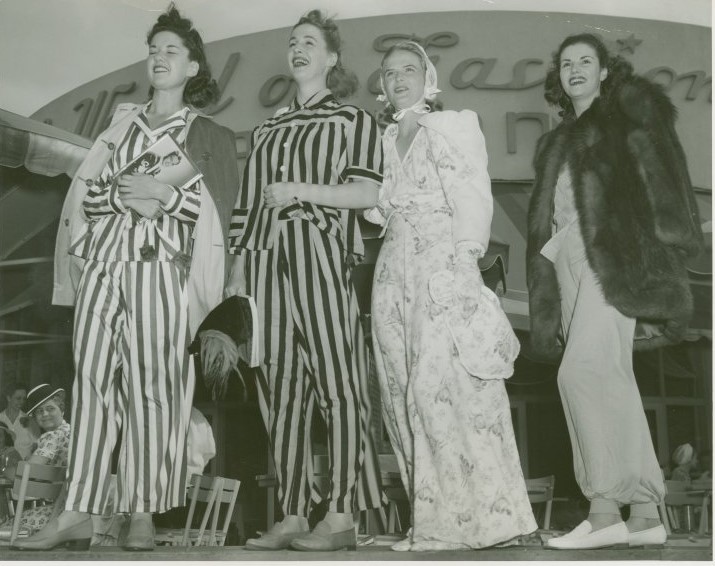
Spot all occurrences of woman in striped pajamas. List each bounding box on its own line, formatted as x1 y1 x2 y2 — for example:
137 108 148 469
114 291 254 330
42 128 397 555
227 10 384 552
16 7 239 551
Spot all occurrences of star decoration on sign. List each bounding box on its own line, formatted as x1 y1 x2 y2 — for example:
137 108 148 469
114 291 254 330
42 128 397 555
616 34 642 54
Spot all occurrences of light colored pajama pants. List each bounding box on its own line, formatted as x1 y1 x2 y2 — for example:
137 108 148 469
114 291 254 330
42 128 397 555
554 223 665 506
65 260 192 514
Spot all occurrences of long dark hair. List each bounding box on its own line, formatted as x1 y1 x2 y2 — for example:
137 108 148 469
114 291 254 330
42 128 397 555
147 3 219 108
544 33 634 120
292 10 358 99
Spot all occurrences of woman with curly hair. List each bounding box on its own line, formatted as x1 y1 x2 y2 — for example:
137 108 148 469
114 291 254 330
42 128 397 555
227 9 384 552
527 33 702 550
17 5 239 551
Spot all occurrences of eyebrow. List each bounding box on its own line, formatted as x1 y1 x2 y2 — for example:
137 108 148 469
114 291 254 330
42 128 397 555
561 55 594 62
385 63 418 71
149 42 182 49
289 33 318 42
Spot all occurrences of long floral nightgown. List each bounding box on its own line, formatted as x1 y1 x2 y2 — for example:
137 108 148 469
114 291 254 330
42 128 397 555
368 111 537 550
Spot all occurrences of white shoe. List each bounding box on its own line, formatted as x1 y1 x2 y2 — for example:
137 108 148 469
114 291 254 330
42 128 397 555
557 520 594 539
628 524 667 547
391 528 412 551
547 521 628 550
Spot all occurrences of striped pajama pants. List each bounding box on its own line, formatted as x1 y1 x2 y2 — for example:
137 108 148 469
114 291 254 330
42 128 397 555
247 220 384 516
64 259 192 514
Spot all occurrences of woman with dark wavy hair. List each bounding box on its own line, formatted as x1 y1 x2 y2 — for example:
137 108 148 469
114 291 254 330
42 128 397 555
227 9 384 552
18 4 240 551
527 33 702 550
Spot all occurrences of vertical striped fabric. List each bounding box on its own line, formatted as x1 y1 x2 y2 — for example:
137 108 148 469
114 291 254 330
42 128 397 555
228 89 382 258
230 89 385 516
65 260 190 514
63 108 200 515
248 221 383 515
70 106 200 262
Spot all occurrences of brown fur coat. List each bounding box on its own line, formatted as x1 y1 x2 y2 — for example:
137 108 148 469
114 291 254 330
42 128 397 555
527 76 703 360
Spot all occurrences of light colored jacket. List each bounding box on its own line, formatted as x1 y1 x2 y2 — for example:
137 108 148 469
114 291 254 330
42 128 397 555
53 103 236 337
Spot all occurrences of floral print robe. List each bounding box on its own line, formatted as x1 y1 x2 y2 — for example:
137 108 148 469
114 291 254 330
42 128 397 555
368 111 536 550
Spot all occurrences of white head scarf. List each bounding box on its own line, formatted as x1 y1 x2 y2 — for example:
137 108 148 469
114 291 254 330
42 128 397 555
377 41 441 121
673 443 695 466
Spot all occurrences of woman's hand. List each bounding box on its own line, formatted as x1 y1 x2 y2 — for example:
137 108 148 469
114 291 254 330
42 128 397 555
224 254 247 297
454 266 482 319
117 174 173 203
454 240 484 319
123 198 163 220
263 182 299 208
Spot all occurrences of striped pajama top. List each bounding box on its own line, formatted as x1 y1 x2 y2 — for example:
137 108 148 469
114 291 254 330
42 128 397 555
228 89 383 258
69 105 201 262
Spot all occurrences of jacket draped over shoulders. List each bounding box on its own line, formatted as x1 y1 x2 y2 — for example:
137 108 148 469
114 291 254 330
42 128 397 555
53 103 240 337
527 76 703 359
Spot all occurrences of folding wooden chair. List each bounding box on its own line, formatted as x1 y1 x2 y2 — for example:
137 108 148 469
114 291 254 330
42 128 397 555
526 475 555 529
10 461 66 546
660 479 712 535
377 454 407 534
154 474 241 546
155 474 221 546
205 476 240 546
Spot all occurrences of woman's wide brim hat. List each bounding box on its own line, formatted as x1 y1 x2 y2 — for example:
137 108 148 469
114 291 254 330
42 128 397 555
25 384 64 415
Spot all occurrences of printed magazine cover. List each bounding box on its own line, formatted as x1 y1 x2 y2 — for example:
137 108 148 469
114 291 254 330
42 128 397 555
115 133 202 190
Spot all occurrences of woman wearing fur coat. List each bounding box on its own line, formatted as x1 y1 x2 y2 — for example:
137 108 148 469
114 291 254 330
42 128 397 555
527 33 702 550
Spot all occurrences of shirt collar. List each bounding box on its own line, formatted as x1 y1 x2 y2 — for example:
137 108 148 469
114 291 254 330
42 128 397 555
136 103 190 137
289 89 335 111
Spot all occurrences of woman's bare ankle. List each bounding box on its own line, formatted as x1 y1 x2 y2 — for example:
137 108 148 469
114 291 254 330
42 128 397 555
586 512 622 531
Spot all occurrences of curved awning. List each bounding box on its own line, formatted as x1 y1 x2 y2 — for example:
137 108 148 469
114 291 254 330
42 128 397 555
0 108 90 178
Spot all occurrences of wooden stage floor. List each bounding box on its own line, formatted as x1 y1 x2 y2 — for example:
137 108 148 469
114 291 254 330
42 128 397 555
1 534 711 562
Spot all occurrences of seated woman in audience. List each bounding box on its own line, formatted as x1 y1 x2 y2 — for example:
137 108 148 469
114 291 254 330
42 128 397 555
1 384 70 536
0 382 39 462
671 443 698 482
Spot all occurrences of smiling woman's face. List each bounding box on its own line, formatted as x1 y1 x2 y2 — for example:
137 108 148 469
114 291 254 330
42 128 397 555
559 42 607 107
33 398 63 432
287 23 336 87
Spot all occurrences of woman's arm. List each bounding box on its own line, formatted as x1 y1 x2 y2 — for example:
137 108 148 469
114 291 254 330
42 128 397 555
117 175 202 224
619 77 703 257
263 179 379 210
26 453 51 465
429 111 493 252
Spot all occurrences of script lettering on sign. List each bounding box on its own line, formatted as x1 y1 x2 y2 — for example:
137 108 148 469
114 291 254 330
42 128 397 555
450 58 545 90
644 68 712 101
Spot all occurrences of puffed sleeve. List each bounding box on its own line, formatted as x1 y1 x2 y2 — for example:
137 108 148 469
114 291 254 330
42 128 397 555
426 110 493 253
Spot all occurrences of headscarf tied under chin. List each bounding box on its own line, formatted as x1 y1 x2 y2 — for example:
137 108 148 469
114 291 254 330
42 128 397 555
377 40 441 121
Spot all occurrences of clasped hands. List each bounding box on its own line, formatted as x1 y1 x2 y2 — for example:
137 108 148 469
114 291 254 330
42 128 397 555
116 174 173 219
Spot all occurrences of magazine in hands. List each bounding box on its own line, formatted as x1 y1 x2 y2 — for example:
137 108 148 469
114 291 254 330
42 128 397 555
115 132 203 189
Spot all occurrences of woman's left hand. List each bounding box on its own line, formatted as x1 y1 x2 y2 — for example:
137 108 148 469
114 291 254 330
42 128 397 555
117 174 172 203
263 182 299 208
